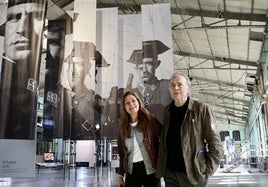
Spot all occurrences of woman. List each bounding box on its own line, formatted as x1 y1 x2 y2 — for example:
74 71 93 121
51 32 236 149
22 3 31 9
117 91 162 187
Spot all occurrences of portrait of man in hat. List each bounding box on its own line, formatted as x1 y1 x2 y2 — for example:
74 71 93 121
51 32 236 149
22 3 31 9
0 0 46 139
60 41 110 140
127 40 172 124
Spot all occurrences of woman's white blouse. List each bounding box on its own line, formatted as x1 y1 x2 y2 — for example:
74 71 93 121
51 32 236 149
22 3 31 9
130 122 143 162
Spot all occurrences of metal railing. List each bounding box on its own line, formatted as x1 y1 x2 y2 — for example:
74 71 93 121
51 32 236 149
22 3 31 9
222 141 268 173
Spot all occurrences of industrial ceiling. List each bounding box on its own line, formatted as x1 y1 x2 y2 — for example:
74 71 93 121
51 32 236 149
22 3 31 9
3 0 268 127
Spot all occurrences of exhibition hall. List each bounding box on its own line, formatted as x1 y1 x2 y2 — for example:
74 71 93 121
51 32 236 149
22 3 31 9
0 0 268 186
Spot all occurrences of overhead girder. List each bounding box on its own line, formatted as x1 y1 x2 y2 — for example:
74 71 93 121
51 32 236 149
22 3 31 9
190 76 246 89
174 51 258 67
214 104 248 113
216 116 246 126
197 92 250 104
215 110 247 120
93 2 267 22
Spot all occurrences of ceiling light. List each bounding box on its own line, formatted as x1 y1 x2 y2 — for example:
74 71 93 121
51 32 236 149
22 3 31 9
244 93 252 97
246 73 256 79
95 124 100 130
221 57 227 61
249 31 264 42
243 107 249 111
246 82 254 92
237 20 241 26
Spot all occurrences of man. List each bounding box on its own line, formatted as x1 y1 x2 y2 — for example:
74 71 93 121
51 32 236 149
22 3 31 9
127 40 172 124
156 72 224 187
0 0 46 139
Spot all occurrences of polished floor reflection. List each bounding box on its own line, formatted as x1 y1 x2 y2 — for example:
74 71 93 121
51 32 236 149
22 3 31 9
0 164 267 187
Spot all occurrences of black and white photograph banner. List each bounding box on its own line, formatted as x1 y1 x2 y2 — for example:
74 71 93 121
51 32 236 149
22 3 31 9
96 8 119 139
0 0 46 178
0 0 46 140
0 3 7 76
59 0 98 140
57 2 173 140
140 3 173 124
119 4 173 124
43 19 66 140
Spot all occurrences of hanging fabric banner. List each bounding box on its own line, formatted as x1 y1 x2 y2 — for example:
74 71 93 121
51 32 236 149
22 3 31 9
96 8 119 139
56 15 73 139
42 19 66 140
59 0 98 140
0 3 7 75
139 3 173 124
72 0 97 140
118 4 173 125
0 0 46 139
118 14 142 91
58 33 73 139
0 0 46 178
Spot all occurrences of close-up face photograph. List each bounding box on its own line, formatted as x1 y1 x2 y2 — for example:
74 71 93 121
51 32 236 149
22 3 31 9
136 59 156 84
4 2 44 61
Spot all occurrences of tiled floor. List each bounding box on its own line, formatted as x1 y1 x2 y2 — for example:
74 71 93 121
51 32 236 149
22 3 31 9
208 164 268 187
0 164 267 187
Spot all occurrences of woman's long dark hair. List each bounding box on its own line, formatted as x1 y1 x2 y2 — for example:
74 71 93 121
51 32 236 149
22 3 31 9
119 91 152 139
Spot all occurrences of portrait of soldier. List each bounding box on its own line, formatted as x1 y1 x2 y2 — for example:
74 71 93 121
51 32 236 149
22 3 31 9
61 41 110 140
127 40 172 124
